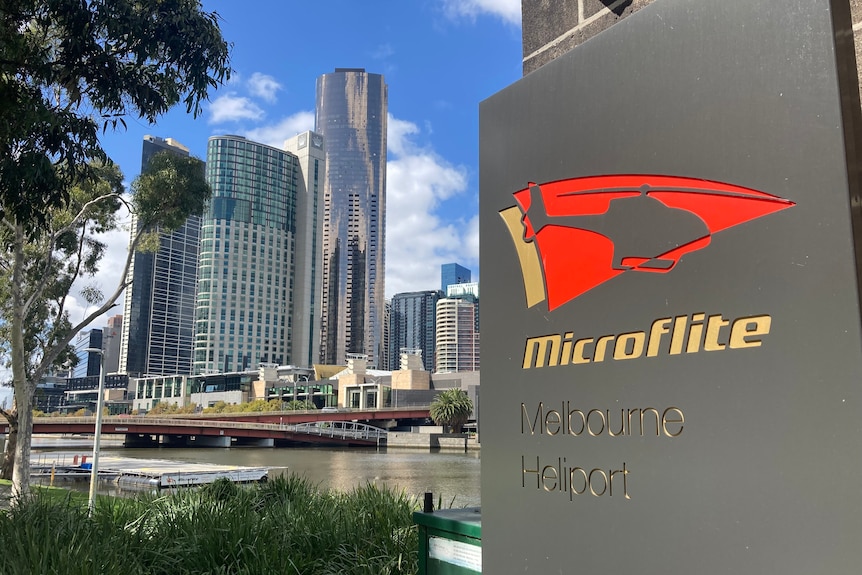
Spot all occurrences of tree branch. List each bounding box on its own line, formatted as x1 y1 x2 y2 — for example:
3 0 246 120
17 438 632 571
30 220 143 385
22 192 121 314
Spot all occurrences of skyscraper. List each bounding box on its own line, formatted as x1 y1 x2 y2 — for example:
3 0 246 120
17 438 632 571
120 136 201 376
441 263 471 293
435 297 480 373
283 131 326 368
447 281 480 334
194 135 321 373
389 290 443 372
316 68 388 366
102 314 123 374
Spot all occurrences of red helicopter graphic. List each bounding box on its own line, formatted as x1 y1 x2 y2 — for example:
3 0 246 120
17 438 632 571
499 174 795 310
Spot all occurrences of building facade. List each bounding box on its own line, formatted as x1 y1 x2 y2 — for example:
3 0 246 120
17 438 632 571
193 135 301 374
120 135 201 377
133 374 190 412
71 329 102 379
388 290 442 372
315 68 388 367
282 131 326 368
441 263 471 293
102 314 123 374
435 298 480 373
382 300 392 370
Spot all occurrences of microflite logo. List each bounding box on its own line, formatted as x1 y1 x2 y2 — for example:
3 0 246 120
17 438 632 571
499 175 795 310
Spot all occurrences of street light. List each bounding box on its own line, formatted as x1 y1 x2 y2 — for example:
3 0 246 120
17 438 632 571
84 347 105 517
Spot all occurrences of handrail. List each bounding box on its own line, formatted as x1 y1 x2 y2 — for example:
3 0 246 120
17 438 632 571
35 417 388 441
288 421 388 441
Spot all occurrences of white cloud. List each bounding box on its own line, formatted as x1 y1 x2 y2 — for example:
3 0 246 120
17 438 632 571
387 116 420 156
240 111 315 148
67 206 133 328
208 92 265 124
441 0 521 24
248 73 282 103
371 43 395 59
385 115 473 297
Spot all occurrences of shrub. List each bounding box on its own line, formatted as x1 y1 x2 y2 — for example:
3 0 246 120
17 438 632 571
0 474 420 575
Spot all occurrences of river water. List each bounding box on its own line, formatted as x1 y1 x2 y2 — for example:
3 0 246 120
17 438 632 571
32 441 482 508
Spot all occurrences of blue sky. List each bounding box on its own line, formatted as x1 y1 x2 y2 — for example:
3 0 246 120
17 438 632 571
79 0 523 325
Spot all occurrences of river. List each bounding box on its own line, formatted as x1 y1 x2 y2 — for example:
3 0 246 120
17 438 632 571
31 440 482 508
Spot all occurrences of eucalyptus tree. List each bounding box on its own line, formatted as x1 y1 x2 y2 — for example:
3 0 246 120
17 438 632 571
0 0 231 499
0 152 211 497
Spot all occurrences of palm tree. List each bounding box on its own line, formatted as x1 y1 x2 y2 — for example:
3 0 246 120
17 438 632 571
429 389 474 433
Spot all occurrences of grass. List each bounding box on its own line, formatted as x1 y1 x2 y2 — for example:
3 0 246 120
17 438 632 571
0 475 421 575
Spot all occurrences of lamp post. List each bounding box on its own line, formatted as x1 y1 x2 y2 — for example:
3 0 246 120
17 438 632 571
84 347 105 516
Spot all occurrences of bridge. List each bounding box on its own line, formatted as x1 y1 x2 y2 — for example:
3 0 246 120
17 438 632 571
28 416 392 447
188 406 431 426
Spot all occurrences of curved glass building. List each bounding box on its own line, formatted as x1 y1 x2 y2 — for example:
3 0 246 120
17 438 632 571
315 68 388 366
193 136 298 374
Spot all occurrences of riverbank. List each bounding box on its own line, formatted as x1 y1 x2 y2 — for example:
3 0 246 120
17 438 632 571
387 431 479 451
23 430 481 451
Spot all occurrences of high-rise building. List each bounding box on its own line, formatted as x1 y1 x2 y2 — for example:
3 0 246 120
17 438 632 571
102 314 123 374
389 290 443 372
194 135 312 374
283 131 326 368
435 298 480 373
382 300 391 370
447 281 480 339
120 135 201 377
316 68 388 366
441 263 471 293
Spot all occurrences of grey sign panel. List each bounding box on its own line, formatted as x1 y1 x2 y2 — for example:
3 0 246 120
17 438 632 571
480 0 862 572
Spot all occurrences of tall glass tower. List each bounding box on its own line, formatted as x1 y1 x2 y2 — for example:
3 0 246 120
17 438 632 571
316 68 388 366
441 263 471 293
193 136 298 374
120 136 201 376
388 290 443 372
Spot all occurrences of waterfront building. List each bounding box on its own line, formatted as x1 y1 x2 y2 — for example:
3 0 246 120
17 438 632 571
441 263 471 293
132 364 335 412
33 373 68 413
194 135 308 374
282 131 326 368
133 374 190 412
334 354 390 409
388 290 443 372
435 298 480 373
261 366 335 410
315 68 388 367
120 135 201 377
64 373 130 415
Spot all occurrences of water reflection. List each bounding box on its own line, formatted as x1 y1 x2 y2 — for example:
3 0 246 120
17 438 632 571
36 444 482 508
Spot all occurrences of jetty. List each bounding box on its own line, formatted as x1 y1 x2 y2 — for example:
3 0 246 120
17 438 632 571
31 451 268 489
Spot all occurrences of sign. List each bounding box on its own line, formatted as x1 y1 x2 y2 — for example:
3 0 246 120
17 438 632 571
429 537 482 573
479 0 862 572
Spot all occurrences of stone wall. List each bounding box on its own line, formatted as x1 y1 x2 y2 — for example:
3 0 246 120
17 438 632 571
523 0 862 102
521 0 656 74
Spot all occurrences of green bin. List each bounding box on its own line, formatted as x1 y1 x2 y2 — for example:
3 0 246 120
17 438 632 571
414 507 481 574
